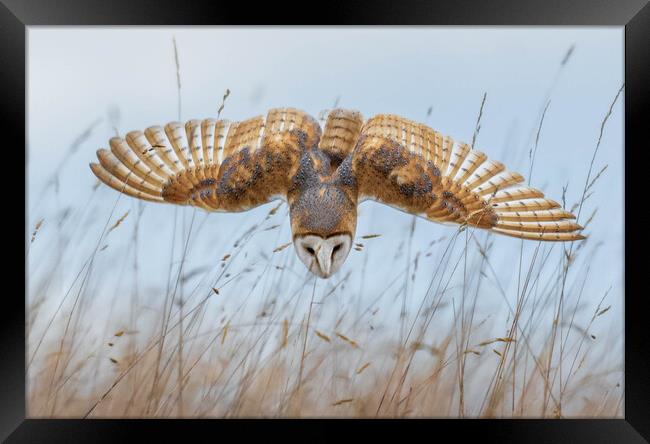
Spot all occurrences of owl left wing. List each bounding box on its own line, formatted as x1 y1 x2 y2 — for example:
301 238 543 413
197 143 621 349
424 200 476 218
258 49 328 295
351 114 585 241
90 108 320 213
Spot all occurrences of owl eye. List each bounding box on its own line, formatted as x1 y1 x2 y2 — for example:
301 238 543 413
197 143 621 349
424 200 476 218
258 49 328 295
332 244 342 254
306 247 315 255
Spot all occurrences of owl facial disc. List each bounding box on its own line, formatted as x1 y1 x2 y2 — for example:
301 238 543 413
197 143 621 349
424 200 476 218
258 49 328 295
294 233 352 278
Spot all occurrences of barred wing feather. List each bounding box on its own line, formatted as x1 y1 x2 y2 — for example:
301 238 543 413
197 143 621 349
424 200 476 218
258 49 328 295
90 108 320 213
352 114 585 241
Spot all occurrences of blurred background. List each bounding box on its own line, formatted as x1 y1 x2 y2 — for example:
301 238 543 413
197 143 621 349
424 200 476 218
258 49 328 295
27 27 624 418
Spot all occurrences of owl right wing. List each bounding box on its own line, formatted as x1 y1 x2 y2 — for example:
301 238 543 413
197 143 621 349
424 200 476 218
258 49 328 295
90 108 321 212
351 114 585 241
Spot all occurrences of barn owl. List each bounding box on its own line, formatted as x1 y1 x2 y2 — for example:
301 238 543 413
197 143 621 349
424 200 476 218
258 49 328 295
90 108 585 278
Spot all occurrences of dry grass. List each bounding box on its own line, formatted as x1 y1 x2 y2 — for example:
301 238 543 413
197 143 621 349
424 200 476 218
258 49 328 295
25 219 623 418
25 40 623 419
25 154 623 418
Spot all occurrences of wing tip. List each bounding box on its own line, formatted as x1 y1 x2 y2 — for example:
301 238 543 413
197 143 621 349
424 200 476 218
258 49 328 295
512 172 525 182
492 226 588 242
89 162 98 172
574 232 587 241
96 148 111 161
125 129 143 140
164 121 183 131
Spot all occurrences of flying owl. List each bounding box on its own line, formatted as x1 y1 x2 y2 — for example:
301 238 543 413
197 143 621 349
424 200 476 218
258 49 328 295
90 108 585 278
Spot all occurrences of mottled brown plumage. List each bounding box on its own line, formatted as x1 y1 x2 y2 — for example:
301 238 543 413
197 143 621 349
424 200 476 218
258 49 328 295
90 107 585 278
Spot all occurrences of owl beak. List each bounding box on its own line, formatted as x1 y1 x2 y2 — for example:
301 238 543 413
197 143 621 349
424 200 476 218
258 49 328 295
315 243 333 277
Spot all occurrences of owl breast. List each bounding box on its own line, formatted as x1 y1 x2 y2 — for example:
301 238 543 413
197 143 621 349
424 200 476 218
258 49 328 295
288 148 358 239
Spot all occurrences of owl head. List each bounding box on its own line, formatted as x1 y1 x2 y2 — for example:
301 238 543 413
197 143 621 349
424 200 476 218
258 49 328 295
289 184 357 278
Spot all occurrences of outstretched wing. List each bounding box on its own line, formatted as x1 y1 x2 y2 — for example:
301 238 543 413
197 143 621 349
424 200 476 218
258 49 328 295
90 108 321 212
351 114 585 241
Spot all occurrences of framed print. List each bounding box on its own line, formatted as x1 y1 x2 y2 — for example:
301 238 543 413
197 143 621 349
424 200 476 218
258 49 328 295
2 0 649 442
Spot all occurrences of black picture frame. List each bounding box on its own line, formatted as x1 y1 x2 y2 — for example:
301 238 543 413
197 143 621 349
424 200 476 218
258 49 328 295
2 0 648 442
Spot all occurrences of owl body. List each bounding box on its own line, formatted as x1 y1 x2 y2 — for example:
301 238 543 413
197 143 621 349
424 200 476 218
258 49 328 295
90 107 585 279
